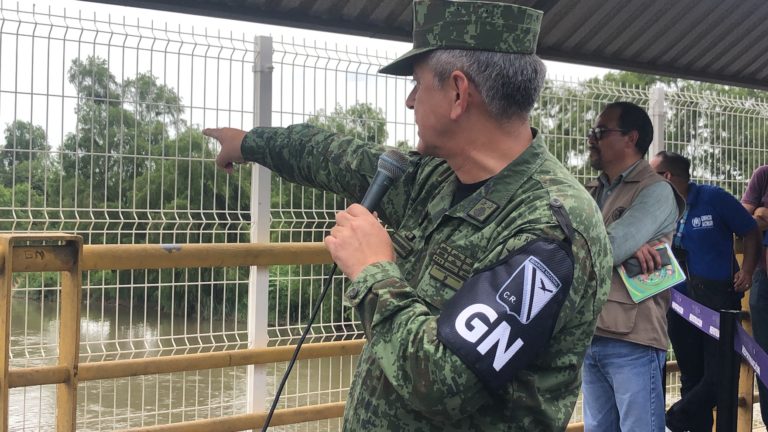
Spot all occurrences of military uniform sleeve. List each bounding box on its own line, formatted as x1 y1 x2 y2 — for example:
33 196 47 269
344 225 575 420
345 261 492 419
241 124 413 226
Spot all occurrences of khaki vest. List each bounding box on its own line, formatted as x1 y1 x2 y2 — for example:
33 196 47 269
586 160 685 350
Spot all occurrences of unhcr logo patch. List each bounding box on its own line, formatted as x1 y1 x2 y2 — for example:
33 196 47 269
496 256 562 324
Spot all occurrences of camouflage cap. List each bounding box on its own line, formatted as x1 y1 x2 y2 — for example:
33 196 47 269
379 0 543 76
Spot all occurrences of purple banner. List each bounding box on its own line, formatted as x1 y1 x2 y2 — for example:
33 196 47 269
670 290 768 387
735 325 768 388
670 290 721 339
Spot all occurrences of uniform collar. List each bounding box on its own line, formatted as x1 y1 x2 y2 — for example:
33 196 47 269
586 159 647 189
427 128 546 227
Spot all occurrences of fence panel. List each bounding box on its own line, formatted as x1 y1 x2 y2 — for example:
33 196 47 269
0 1 254 429
2 0 768 430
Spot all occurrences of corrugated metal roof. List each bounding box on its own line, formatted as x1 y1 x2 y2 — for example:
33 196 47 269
84 0 768 90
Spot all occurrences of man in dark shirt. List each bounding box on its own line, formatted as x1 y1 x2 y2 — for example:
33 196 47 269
652 151 760 432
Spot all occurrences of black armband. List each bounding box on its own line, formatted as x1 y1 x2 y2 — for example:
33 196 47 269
436 238 574 392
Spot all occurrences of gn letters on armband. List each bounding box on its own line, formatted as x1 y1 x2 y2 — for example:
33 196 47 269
437 239 574 392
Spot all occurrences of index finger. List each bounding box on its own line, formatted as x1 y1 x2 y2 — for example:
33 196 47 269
648 247 662 269
202 128 220 141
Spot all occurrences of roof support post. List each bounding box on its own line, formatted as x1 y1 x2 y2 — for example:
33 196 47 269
649 86 666 156
247 35 274 430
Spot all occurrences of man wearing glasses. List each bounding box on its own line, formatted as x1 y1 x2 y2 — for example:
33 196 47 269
582 101 684 431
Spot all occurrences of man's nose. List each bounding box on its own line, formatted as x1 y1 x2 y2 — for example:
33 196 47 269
405 89 415 110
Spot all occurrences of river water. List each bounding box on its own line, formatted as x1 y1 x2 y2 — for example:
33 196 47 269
7 297 355 431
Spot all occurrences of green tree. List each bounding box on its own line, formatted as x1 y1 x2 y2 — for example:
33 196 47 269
123 72 186 133
0 56 253 319
0 121 61 233
60 57 189 242
269 102 396 328
1 120 50 168
307 102 388 144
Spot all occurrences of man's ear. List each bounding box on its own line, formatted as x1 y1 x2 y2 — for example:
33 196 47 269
449 70 470 120
625 130 640 151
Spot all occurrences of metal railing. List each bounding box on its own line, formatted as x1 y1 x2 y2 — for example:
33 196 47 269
2 1 768 430
0 235 760 432
0 234 360 431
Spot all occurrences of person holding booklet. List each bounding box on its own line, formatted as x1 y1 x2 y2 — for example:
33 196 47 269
582 102 685 432
652 151 761 432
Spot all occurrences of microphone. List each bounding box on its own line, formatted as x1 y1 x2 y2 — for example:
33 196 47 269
360 149 409 211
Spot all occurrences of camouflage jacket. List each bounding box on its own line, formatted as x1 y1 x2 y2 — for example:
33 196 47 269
241 124 612 431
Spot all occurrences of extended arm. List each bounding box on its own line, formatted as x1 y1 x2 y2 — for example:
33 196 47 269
204 124 413 226
735 226 761 292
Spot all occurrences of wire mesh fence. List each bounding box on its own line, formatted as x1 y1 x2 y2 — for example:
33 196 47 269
1 0 768 430
1 1 254 429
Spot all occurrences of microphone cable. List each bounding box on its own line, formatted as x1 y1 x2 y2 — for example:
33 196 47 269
261 149 407 431
261 263 338 432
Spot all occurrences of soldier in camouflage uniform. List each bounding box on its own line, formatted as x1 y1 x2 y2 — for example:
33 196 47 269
204 1 612 430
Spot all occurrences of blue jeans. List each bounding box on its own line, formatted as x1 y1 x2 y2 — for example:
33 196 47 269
582 335 667 432
751 269 768 426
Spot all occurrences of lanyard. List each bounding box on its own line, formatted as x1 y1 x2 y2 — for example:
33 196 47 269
674 206 689 249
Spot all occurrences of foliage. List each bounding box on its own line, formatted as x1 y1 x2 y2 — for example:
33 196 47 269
272 102 397 328
307 103 388 144
0 56 250 321
19 56 764 330
1 64 399 327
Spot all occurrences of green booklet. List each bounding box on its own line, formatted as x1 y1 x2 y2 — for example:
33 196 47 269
618 243 686 303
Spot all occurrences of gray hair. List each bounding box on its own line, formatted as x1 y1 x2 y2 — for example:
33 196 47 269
425 50 546 122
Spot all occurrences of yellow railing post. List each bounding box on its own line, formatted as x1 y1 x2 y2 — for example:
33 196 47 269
54 236 82 432
734 248 755 431
738 292 755 431
0 234 82 431
0 238 12 432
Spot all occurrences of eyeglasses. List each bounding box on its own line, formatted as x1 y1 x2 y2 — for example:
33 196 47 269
587 127 628 141
656 171 669 176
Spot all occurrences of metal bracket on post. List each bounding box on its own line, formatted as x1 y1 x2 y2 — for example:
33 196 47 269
717 310 741 432
649 86 666 156
247 35 274 428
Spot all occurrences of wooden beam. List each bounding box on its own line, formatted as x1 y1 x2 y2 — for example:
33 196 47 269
77 340 365 382
115 401 347 432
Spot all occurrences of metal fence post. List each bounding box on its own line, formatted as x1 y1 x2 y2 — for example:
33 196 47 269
247 35 274 425
649 86 666 155
717 310 741 432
